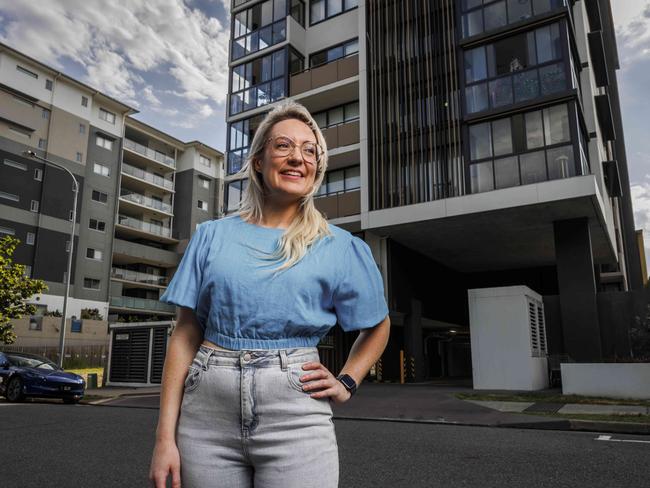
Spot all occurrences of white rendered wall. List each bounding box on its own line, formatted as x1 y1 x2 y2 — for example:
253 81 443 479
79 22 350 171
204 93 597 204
469 286 549 391
27 293 110 321
561 363 650 399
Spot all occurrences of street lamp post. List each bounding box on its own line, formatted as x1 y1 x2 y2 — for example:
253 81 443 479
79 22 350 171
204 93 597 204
24 150 79 369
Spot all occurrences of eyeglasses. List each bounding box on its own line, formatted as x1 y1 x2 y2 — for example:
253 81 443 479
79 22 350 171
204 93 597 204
266 136 323 164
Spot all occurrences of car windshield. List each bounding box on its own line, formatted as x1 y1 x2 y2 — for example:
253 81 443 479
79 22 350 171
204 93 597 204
8 355 59 370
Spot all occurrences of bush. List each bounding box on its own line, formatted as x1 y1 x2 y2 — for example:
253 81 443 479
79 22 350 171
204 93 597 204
44 309 62 317
80 308 103 320
629 304 650 361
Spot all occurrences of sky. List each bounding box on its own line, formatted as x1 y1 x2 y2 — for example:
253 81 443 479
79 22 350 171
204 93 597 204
0 0 649 272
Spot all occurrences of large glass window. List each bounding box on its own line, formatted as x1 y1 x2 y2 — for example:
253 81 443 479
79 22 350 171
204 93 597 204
467 102 583 193
227 114 265 174
232 0 287 60
230 49 286 115
315 165 360 197
226 179 249 212
310 0 357 26
310 39 358 68
461 0 566 39
312 101 359 128
464 22 569 115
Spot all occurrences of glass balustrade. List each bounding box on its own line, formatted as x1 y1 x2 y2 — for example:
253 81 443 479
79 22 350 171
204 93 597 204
109 296 175 313
120 191 173 213
124 138 176 168
111 267 168 286
117 214 172 238
121 162 174 190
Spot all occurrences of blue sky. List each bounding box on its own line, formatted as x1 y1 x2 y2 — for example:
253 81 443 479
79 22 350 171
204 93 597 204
1 0 649 267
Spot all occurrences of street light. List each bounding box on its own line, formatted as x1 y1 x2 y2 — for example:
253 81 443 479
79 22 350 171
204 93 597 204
24 150 79 369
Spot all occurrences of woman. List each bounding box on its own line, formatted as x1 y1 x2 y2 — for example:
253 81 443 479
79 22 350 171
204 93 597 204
149 100 390 488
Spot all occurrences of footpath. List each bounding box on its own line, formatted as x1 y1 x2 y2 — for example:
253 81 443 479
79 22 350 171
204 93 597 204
84 382 650 435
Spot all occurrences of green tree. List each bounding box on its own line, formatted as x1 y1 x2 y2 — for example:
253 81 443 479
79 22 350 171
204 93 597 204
0 235 48 344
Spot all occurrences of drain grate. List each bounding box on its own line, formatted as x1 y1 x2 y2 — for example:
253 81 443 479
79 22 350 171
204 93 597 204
523 402 565 413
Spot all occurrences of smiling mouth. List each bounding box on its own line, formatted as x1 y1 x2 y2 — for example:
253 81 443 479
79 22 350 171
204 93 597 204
280 171 303 178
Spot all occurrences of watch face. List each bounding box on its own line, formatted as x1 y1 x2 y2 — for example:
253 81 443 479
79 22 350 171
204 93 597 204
339 374 356 390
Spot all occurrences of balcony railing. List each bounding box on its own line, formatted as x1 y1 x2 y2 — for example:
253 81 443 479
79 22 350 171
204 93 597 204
109 296 175 313
290 54 359 96
111 267 168 286
124 138 175 168
121 162 174 190
120 191 173 214
117 214 172 238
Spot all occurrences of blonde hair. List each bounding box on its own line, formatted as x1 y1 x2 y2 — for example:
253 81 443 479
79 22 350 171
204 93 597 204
235 100 332 275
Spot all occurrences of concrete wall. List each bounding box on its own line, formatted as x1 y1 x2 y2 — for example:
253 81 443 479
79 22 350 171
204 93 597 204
10 316 109 348
562 363 650 399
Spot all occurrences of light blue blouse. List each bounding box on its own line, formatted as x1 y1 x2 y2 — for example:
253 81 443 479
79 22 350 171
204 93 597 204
160 214 389 349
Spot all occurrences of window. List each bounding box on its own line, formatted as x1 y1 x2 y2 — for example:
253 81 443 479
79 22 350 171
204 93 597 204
313 101 360 128
89 218 106 232
42 108 50 120
99 108 116 124
4 159 27 171
463 22 567 114
199 155 211 168
86 248 103 261
81 96 89 107
93 162 110 177
310 0 357 25
30 200 39 212
38 138 47 149
0 226 15 236
65 240 71 252
69 210 74 221
227 113 265 174
34 168 43 181
232 0 288 60
230 48 287 115
197 200 208 211
461 0 566 39
76 152 83 162
79 124 86 135
199 177 210 189
96 135 114 151
71 319 82 333
91 190 108 204
226 179 249 212
83 278 101 290
467 102 579 193
26 232 35 245
24 265 32 279
0 191 20 202
45 79 53 90
315 165 360 196
16 65 38 78
310 38 358 67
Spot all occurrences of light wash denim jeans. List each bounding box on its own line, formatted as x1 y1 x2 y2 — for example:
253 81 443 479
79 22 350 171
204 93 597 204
177 344 339 488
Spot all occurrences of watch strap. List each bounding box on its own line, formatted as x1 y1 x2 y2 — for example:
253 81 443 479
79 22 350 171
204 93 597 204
336 373 357 396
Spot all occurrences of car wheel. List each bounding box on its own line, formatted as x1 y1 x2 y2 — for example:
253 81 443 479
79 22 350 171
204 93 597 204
63 397 79 405
6 377 24 402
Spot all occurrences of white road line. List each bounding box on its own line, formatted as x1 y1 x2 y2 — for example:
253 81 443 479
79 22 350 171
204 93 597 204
596 435 650 445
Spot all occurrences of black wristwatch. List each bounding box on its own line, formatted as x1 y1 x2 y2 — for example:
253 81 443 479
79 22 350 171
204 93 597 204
336 373 357 396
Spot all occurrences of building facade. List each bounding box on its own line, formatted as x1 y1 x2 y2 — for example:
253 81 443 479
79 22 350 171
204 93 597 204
0 43 224 351
224 0 644 380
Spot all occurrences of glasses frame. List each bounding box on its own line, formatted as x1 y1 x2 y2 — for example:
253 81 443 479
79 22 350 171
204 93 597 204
265 135 323 165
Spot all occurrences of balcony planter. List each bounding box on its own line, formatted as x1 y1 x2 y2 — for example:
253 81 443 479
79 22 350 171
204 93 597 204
561 363 650 399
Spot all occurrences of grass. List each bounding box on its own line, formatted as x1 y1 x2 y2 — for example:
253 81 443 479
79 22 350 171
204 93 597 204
455 392 650 407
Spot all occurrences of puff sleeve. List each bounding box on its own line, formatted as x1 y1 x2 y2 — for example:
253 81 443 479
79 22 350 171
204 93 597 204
159 222 210 311
333 236 389 331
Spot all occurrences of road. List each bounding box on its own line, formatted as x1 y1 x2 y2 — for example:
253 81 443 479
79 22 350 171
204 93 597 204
1 399 649 487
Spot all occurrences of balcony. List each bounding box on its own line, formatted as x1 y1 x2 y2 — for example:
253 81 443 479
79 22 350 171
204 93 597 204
321 120 360 150
314 190 360 220
111 267 168 287
116 214 176 244
109 296 175 314
120 190 173 215
112 238 179 268
121 162 174 192
123 138 175 169
290 54 359 96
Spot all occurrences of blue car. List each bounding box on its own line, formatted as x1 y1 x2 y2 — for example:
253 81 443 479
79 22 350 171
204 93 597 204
0 351 85 404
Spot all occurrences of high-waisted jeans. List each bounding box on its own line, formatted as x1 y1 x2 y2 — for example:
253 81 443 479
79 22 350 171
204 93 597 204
177 344 339 487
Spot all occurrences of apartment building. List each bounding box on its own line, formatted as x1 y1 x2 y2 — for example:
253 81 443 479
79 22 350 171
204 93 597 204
224 0 644 380
0 43 224 344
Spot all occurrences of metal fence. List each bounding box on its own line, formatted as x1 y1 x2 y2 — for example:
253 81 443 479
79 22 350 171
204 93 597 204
0 344 108 368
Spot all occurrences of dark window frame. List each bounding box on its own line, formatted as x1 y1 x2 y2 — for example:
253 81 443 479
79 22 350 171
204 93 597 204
309 37 358 68
309 0 359 27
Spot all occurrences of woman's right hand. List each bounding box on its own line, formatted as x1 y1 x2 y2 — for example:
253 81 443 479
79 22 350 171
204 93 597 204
149 439 181 488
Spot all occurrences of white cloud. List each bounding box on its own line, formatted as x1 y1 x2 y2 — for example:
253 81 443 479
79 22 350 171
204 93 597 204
631 181 650 273
611 1 650 65
0 0 230 106
199 104 215 118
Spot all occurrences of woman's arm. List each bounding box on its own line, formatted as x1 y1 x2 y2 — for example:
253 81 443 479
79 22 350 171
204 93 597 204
149 307 203 488
301 314 391 403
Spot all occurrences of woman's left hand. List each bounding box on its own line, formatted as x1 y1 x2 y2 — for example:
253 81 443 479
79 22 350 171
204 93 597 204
299 362 352 404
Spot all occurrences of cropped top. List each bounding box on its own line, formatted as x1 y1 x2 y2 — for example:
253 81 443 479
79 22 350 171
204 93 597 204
159 214 389 349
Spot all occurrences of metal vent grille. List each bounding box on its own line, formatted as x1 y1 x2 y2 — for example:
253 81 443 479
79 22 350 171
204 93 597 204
527 297 547 357
149 328 168 384
109 328 149 383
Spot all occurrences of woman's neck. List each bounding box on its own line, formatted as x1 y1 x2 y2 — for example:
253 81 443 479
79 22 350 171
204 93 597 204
257 201 300 229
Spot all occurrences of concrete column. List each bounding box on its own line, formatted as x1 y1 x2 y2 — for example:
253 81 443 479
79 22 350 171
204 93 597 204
553 218 603 361
403 298 425 381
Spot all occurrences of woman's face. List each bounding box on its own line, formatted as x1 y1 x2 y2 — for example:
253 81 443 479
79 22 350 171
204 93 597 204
254 118 319 204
